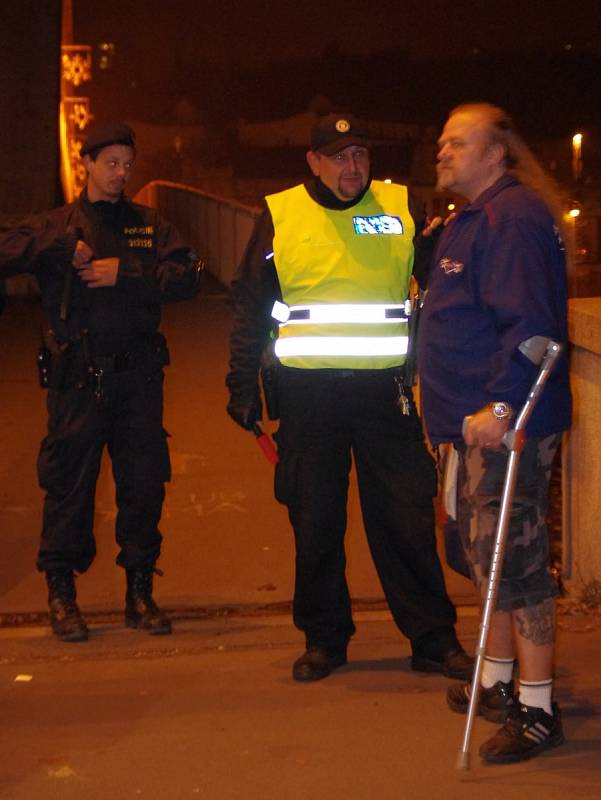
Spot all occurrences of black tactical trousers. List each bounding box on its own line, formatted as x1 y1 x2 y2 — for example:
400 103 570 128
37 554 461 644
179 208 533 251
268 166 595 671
36 367 170 574
275 367 457 651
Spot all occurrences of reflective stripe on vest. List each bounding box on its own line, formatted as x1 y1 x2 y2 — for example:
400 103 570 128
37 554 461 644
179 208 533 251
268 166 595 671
271 300 411 325
274 336 408 358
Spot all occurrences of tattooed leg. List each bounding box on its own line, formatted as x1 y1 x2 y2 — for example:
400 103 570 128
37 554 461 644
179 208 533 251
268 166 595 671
514 598 555 645
512 598 556 682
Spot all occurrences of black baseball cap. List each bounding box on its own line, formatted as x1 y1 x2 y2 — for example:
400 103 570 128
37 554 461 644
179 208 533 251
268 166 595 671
80 122 136 156
310 113 371 155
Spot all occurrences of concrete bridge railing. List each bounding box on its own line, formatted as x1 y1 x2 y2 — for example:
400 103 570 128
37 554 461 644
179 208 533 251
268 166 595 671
564 297 601 594
135 180 260 287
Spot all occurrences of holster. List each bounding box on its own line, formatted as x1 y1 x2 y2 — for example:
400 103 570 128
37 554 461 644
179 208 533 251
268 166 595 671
37 327 70 390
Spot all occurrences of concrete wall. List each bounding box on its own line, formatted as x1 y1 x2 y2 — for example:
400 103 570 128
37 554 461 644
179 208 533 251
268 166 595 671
564 297 601 590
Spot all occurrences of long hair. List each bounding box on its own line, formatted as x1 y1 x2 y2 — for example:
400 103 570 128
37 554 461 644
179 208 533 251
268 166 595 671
449 103 572 265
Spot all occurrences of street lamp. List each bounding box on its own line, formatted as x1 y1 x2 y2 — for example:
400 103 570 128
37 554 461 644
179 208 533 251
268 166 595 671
565 202 582 263
572 133 583 182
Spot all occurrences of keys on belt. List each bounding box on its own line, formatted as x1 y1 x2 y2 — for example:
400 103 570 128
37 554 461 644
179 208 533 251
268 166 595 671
394 373 411 416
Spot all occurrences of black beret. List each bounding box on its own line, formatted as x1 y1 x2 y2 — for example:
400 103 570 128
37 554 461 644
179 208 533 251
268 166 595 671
80 122 136 156
310 113 371 155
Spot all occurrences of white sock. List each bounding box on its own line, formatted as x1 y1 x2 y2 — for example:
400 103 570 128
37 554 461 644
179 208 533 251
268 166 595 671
481 656 515 688
519 679 553 714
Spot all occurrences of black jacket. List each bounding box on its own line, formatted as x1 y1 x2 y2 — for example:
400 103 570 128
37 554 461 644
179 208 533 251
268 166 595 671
0 189 202 354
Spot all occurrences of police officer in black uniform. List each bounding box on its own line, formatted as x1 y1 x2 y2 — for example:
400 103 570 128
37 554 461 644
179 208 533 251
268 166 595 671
0 122 203 641
226 113 472 682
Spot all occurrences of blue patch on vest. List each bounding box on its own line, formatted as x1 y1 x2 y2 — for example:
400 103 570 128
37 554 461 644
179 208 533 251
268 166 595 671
353 215 404 235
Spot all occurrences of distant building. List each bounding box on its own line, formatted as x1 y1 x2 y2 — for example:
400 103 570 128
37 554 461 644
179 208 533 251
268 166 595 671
235 111 426 186
239 111 422 150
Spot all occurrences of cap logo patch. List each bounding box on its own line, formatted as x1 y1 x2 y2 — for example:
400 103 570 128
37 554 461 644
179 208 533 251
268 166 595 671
335 119 350 133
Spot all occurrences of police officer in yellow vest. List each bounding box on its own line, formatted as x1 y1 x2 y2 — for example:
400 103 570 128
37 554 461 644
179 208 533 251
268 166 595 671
226 113 472 682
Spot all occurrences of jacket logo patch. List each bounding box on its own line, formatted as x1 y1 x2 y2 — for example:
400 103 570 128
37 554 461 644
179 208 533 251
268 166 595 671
353 215 404 235
123 226 154 235
439 257 465 274
124 226 154 249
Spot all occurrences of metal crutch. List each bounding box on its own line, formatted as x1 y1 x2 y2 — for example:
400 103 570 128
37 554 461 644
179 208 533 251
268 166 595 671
456 337 563 771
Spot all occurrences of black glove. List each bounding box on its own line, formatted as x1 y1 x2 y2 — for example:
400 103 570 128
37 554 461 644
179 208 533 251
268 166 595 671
227 388 263 431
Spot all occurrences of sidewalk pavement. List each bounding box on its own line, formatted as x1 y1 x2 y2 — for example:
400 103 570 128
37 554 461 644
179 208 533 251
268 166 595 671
1 283 599 799
1 606 599 800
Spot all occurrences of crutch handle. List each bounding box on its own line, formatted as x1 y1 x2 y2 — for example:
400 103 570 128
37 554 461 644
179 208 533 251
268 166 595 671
512 340 562 433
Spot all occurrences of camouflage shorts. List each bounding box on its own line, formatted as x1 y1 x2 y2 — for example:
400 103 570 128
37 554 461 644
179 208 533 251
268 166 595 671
455 434 561 611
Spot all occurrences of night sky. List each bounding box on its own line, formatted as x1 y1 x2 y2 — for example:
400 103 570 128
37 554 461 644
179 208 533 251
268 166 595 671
75 0 600 65
73 0 601 135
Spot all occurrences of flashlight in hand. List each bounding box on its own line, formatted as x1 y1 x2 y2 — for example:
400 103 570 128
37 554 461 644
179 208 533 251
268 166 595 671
252 423 279 464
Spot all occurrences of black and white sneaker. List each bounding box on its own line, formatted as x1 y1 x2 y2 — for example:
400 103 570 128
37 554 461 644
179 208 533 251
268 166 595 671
479 702 564 764
447 680 516 723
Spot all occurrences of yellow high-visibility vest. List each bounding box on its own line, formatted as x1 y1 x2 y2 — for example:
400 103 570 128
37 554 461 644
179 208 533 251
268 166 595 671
266 180 415 369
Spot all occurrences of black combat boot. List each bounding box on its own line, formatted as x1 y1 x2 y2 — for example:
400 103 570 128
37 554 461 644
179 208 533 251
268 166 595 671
125 567 172 635
45 570 89 642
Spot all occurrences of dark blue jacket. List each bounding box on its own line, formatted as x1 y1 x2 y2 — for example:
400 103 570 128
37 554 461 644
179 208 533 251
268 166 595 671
418 174 571 445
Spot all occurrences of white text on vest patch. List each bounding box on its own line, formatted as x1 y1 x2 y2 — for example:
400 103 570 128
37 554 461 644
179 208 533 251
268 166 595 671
353 215 404 235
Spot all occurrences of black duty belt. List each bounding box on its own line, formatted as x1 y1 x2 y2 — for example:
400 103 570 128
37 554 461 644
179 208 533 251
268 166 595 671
279 365 405 379
94 352 137 373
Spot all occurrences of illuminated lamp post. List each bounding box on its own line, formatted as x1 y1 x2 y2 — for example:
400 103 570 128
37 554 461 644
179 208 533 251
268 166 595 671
60 0 93 201
572 133 583 183
566 204 582 264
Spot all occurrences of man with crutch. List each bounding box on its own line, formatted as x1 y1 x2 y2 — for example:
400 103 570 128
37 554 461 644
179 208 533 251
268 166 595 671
417 103 572 764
